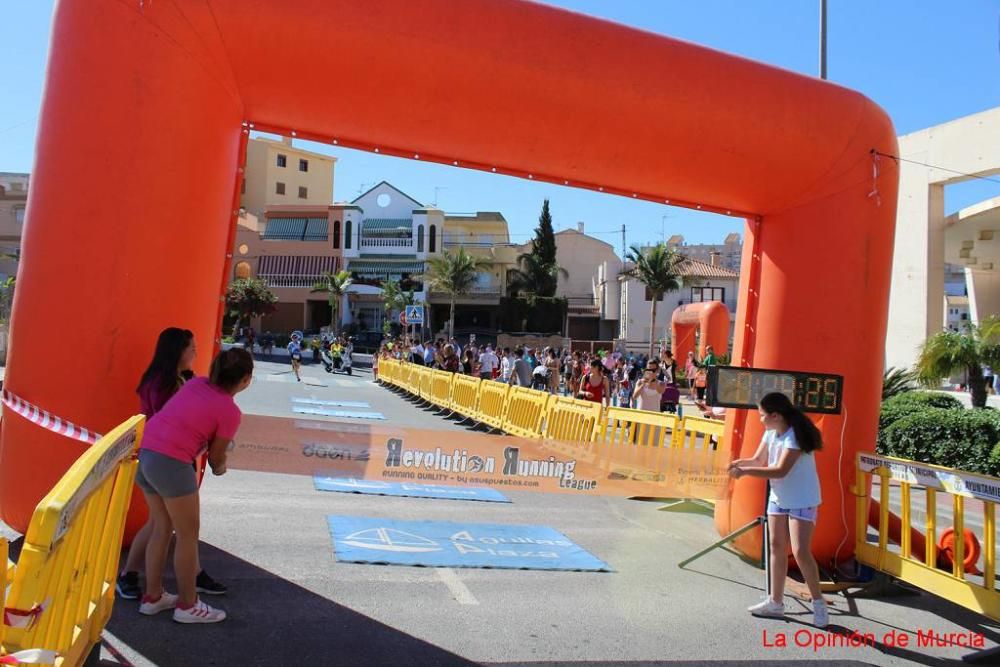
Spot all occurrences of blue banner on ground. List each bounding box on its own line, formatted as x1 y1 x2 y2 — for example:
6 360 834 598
327 516 612 571
293 406 386 420
293 398 371 408
314 475 510 503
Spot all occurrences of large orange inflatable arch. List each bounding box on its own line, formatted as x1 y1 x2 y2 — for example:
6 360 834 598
671 301 731 365
1 0 898 564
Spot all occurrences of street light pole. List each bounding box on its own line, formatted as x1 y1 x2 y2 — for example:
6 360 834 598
819 0 828 80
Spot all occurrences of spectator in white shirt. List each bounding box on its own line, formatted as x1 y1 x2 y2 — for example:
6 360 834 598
478 346 499 380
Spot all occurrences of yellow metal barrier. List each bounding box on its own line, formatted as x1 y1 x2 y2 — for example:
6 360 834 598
674 416 725 450
1 415 144 667
450 373 482 418
502 386 549 438
429 369 455 411
382 358 399 386
855 452 1000 622
599 407 679 448
476 381 511 431
544 396 603 444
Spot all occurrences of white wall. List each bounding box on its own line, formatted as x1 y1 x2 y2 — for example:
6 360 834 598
887 107 1000 369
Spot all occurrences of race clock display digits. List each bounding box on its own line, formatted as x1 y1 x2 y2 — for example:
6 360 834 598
706 366 843 414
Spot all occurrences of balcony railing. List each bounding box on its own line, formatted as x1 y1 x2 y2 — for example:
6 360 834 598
360 237 413 248
259 275 324 288
442 235 511 247
430 285 503 297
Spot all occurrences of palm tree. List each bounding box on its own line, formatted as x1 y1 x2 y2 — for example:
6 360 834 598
311 270 353 334
620 243 686 358
915 317 1000 408
380 278 416 334
422 248 492 338
507 251 568 298
882 366 918 401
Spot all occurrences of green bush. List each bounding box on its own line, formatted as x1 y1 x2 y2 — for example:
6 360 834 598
881 408 1000 475
878 391 964 445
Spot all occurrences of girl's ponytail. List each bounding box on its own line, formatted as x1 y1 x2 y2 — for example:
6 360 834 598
759 392 822 453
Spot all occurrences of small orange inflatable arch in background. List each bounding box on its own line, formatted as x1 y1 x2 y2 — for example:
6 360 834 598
671 301 731 364
0 0 898 564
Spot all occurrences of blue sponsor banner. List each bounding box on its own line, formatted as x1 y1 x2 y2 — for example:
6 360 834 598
327 516 612 571
315 475 510 503
293 406 386 420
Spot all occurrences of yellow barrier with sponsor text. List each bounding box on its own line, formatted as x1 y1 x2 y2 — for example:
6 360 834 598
544 396 603 444
450 373 482 418
377 362 727 457
1 415 144 667
502 386 549 438
599 407 679 448
674 416 725 450
855 452 1000 622
477 381 511 430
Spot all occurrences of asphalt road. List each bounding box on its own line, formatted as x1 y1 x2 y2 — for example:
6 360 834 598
4 359 999 665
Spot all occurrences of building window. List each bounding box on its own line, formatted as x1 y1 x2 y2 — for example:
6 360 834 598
961 313 968 320
299 159 308 172
234 261 252 279
277 154 287 168
429 225 437 253
345 220 352 249
417 225 424 252
644 286 656 302
691 286 725 302
276 182 286 195
298 186 308 199
14 208 25 225
333 220 341 249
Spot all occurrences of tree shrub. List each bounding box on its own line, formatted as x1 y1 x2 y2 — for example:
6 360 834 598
881 408 1000 476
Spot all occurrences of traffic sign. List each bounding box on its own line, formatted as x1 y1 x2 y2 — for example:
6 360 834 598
405 305 424 324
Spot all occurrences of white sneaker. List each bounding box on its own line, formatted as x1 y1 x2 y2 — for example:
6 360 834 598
747 598 785 617
813 599 829 628
173 599 227 624
139 592 178 615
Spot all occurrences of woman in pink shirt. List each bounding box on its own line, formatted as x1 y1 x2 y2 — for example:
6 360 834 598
135 348 253 624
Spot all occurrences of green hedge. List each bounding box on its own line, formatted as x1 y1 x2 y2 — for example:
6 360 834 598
877 391 964 450
880 408 1000 476
876 392 1000 475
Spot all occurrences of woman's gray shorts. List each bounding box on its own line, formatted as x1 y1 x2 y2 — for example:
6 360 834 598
135 449 198 498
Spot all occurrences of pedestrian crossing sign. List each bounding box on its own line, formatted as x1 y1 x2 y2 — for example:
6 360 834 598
405 305 424 324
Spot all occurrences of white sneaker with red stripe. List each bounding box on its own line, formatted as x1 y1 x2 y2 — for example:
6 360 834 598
173 599 227 624
139 592 178 616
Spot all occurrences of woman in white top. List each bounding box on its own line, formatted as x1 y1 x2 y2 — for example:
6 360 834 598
728 392 827 629
632 367 665 412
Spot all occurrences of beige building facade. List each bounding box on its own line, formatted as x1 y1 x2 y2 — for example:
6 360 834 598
0 173 28 283
617 256 739 353
887 106 1000 369
515 224 620 340
666 233 742 273
240 137 336 219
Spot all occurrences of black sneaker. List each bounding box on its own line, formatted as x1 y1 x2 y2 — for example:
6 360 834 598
195 570 227 596
116 571 141 599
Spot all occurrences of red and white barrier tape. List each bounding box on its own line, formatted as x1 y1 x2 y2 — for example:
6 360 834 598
0 390 102 445
0 650 59 665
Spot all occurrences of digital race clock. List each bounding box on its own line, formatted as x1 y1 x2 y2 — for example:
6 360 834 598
706 366 844 414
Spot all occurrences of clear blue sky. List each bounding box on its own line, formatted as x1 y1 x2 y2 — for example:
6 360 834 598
2 1 998 249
